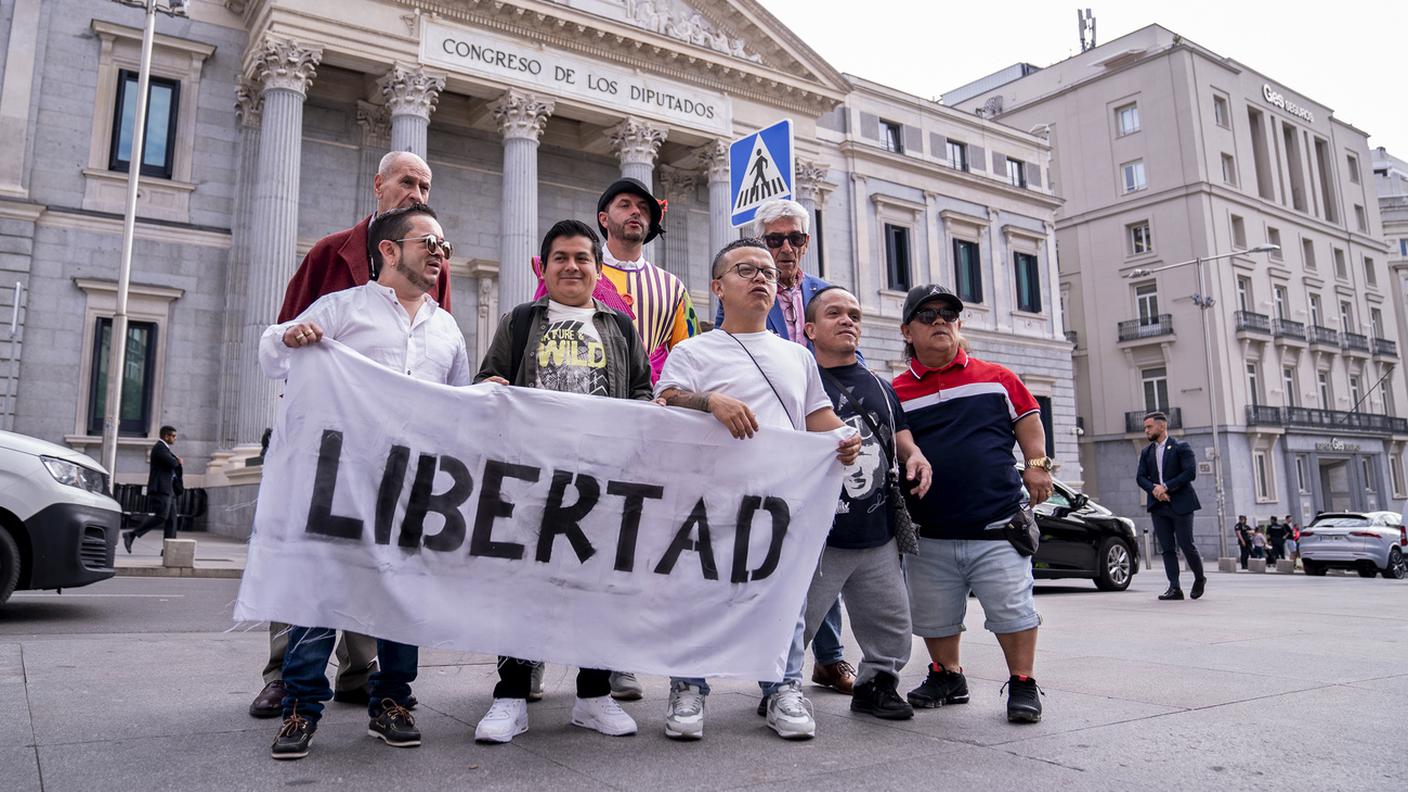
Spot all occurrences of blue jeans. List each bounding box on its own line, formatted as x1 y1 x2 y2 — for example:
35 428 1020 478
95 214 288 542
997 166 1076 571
811 599 844 665
280 625 418 723
672 605 806 698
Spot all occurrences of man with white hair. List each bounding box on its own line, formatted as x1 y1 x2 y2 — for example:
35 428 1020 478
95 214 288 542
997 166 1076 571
248 151 450 720
713 198 856 694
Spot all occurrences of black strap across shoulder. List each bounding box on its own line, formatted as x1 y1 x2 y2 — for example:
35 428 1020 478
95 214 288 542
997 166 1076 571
818 367 896 464
724 332 795 428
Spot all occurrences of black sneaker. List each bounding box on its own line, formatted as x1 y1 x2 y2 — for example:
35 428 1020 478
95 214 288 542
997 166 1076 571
907 663 970 708
851 675 914 720
271 712 315 760
1158 588 1185 601
368 699 421 747
1003 675 1043 723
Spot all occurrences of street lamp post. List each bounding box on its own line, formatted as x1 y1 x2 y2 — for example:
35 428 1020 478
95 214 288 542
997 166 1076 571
1127 243 1279 561
99 0 188 484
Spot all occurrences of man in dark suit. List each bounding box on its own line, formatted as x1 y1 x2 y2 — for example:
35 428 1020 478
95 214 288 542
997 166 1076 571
122 425 182 552
1136 411 1207 600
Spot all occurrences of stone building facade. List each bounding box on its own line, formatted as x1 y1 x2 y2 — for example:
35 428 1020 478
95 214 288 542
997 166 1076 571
0 0 1077 535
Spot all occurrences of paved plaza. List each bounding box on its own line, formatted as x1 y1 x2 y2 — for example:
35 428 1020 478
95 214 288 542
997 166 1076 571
1 562 1403 792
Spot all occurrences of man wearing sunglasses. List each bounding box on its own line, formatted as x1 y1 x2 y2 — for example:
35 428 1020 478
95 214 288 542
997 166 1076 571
712 198 857 694
251 151 451 721
257 203 470 760
891 284 1051 725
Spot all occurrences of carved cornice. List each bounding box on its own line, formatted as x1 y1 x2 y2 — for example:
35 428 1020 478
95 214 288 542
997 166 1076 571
356 100 391 146
247 38 321 97
491 89 555 142
609 118 668 167
234 76 263 129
378 64 447 120
795 158 830 204
658 165 699 198
622 0 763 64
696 139 729 183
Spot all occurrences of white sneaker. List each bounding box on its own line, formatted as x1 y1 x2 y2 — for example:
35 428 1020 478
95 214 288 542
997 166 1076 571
609 671 644 701
474 698 528 744
528 662 546 702
664 682 705 740
571 695 637 736
766 682 815 740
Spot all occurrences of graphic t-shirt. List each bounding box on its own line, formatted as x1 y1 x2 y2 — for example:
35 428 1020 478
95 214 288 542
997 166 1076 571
535 300 607 396
821 362 909 549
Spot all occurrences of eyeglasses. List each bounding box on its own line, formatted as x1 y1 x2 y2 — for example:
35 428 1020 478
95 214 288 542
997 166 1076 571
762 231 809 249
393 234 454 259
910 306 960 325
725 262 780 282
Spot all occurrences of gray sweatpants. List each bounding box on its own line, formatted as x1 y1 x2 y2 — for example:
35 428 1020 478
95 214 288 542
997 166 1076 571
802 540 912 687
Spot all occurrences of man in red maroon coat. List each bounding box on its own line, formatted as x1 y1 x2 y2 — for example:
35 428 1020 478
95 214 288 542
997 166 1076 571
276 151 451 322
249 151 449 719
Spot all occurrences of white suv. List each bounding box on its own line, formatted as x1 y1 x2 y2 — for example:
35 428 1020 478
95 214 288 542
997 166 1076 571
0 430 122 606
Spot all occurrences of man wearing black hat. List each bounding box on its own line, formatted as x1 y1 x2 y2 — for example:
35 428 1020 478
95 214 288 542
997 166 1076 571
1138 411 1206 600
891 284 1051 725
595 178 699 385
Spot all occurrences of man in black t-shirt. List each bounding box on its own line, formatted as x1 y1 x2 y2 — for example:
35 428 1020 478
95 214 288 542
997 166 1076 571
1266 516 1289 563
1233 515 1253 570
800 286 933 720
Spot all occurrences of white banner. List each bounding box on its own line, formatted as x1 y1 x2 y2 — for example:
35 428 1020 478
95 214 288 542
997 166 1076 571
235 341 843 680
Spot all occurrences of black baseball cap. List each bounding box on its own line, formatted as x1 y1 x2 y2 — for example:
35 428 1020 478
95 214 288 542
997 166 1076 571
902 284 963 324
596 178 665 243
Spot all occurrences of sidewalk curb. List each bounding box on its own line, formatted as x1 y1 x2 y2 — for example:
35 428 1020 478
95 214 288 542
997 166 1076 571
115 566 244 579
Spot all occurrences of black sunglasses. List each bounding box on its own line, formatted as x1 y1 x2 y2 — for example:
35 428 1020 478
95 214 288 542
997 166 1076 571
762 231 809 249
393 234 454 259
911 306 960 325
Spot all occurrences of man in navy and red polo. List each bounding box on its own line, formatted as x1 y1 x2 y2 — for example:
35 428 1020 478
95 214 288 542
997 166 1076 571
891 284 1054 724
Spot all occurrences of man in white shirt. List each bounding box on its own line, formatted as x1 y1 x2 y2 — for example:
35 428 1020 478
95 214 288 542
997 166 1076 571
258 203 469 761
655 238 861 742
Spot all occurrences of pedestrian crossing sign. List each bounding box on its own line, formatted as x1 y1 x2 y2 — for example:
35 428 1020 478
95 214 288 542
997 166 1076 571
729 119 794 228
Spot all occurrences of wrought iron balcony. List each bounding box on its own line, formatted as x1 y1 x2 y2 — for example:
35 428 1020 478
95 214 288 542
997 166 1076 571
1341 332 1371 353
1373 338 1399 358
1272 318 1306 341
1234 311 1271 334
1246 404 1284 426
1125 407 1182 433
1118 314 1173 342
1307 325 1340 347
1283 406 1407 433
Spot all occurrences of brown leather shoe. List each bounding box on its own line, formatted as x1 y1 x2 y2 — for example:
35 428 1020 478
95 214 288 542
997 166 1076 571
250 680 286 719
811 660 857 694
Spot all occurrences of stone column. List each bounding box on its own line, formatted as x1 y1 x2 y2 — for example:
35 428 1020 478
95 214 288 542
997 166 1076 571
354 100 390 219
657 166 698 284
607 117 668 190
795 158 830 276
234 39 320 452
217 79 262 451
492 89 554 310
697 140 730 322
377 64 444 160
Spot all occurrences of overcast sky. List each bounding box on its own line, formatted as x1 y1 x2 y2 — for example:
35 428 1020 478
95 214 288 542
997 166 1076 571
758 0 1406 158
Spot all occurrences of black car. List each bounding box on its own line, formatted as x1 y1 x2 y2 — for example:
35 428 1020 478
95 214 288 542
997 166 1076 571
1031 479 1141 591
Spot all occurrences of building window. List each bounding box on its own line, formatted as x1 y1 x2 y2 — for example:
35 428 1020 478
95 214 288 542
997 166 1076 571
1283 366 1298 406
1349 375 1363 410
1340 299 1354 331
1390 454 1406 497
883 223 911 291
1354 204 1368 233
1309 293 1322 327
1135 283 1159 325
1318 371 1332 408
1347 153 1361 184
1141 366 1169 412
1362 457 1375 493
1333 248 1347 279
1221 153 1237 186
1296 454 1311 494
109 69 180 180
1213 94 1230 128
1364 256 1377 287
1121 160 1147 193
1128 221 1153 256
1014 252 1041 313
1301 238 1316 270
1274 285 1288 320
86 318 158 437
946 140 968 171
881 120 904 153
1246 363 1262 406
1371 307 1385 338
1254 451 1274 501
1236 276 1252 311
1115 103 1141 136
953 238 982 303
1007 158 1027 188
1266 227 1282 260
1231 215 1247 249
1385 383 1397 416
1400 238 1408 256
1036 395 1056 458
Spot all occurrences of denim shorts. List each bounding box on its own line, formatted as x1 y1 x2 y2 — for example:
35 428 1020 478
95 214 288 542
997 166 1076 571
905 537 1040 637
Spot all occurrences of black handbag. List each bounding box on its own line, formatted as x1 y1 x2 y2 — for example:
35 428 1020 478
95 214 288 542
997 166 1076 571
1003 505 1040 557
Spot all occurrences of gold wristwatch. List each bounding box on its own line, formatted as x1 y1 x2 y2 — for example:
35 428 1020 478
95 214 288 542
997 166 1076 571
1025 457 1055 471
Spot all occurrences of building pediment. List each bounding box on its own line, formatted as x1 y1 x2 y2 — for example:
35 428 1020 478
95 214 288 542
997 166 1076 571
392 0 846 115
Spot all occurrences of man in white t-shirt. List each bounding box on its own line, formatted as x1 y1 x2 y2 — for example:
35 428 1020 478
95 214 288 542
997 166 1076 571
654 238 861 742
